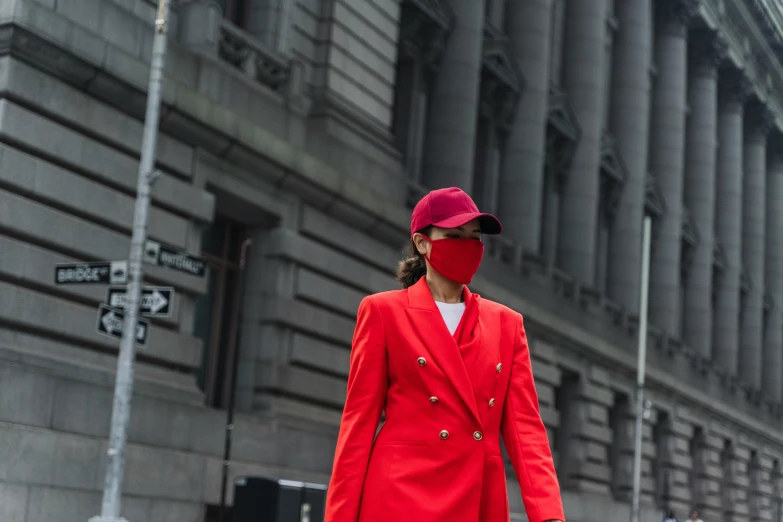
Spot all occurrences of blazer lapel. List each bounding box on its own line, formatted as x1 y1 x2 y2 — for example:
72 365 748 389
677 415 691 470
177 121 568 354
405 278 480 424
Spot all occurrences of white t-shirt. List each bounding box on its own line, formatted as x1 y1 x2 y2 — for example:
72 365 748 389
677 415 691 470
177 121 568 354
435 301 466 336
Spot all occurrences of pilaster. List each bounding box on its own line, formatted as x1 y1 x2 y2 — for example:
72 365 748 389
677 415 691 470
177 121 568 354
555 364 613 494
663 416 701 514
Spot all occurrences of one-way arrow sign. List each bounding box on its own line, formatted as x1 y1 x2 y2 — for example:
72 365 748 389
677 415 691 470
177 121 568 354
55 261 128 285
143 240 207 278
107 286 174 317
96 304 149 346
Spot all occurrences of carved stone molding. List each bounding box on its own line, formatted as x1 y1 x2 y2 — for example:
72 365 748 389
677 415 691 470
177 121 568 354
480 25 523 130
747 0 783 63
645 172 666 218
660 0 701 29
719 68 754 106
740 264 752 295
599 132 627 220
398 0 453 70
690 29 730 70
218 22 289 91
745 102 776 137
710 241 726 322
763 291 774 311
769 139 783 167
713 240 728 273
545 83 581 190
681 206 700 280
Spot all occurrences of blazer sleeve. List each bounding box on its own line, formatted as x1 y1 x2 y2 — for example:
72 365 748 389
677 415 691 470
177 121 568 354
324 296 388 522
500 312 565 522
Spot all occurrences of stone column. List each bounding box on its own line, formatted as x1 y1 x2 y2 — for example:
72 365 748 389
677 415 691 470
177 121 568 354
606 0 652 312
648 0 696 335
739 104 772 387
498 0 553 252
763 146 783 401
713 69 751 375
422 0 486 191
557 0 609 285
682 31 726 359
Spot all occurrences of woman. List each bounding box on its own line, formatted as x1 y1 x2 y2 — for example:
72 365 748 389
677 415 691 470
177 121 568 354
325 187 565 522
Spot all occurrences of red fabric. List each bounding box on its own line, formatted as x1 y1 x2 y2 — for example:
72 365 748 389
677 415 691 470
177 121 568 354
325 277 565 522
422 236 485 284
410 187 502 235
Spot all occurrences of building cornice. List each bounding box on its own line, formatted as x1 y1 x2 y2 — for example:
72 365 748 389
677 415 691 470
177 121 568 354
702 0 783 133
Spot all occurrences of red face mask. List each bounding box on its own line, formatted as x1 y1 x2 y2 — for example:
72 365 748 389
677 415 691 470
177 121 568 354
422 236 484 285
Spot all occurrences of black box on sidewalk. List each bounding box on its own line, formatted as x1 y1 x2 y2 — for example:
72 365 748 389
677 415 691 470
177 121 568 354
232 476 327 522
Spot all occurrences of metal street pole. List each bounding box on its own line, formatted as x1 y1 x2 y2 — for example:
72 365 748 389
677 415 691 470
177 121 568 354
219 238 252 522
90 1 170 520
631 216 652 522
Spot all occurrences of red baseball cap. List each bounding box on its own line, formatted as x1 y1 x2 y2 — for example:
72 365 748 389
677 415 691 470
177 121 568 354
410 187 503 237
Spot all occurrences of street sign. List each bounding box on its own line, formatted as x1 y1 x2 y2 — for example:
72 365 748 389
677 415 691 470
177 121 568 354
107 286 174 317
96 304 149 346
143 240 207 278
55 261 128 285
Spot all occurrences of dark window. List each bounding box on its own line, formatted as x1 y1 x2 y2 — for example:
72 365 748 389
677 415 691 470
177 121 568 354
653 411 671 507
608 392 630 499
194 216 246 408
216 0 246 27
689 426 705 509
553 370 580 486
721 439 733 519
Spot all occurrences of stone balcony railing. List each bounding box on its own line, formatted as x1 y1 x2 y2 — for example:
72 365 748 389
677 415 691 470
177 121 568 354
178 1 299 98
217 20 289 93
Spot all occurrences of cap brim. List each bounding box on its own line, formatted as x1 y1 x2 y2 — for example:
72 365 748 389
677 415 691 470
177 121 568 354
431 212 503 235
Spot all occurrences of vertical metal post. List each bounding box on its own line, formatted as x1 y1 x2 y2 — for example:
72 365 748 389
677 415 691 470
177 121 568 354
90 1 170 520
219 239 252 522
631 216 652 522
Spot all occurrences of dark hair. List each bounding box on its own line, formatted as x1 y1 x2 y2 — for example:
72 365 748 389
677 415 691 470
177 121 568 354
396 226 432 288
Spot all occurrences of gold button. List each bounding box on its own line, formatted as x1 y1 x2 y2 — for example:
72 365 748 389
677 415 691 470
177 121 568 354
473 431 483 441
496 363 502 373
417 357 426 366
439 430 449 440
489 398 495 407
429 396 439 404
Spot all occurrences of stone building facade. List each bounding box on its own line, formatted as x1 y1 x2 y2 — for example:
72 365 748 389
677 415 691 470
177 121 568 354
2 0 783 521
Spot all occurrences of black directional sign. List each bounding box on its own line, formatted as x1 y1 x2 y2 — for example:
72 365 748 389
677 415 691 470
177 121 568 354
143 240 207 278
96 304 149 346
55 261 128 285
107 286 174 318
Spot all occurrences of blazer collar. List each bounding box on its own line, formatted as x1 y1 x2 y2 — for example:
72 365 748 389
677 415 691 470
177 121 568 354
406 277 480 423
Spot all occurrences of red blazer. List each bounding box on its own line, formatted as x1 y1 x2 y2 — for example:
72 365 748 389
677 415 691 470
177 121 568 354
325 277 564 522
